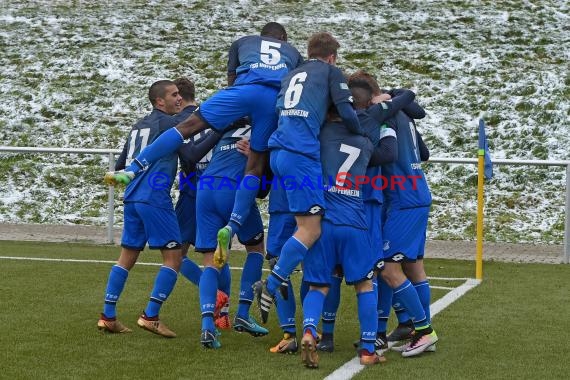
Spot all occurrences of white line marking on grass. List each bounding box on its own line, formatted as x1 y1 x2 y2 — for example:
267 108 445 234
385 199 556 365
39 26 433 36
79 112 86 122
0 255 272 271
324 278 481 380
428 276 472 281
429 285 456 290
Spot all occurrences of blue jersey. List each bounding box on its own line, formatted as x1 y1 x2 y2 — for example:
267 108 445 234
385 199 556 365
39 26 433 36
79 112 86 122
175 105 204 195
201 124 251 183
357 90 416 204
382 111 432 209
123 109 178 209
268 59 354 160
319 121 373 229
228 35 303 88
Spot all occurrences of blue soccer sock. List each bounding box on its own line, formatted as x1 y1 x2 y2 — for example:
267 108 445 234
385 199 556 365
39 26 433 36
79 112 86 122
300 279 309 304
144 266 178 318
199 267 218 331
276 279 296 334
377 277 393 333
227 175 261 235
393 292 412 325
393 279 428 330
179 256 202 287
237 252 264 319
218 263 231 317
266 237 307 295
413 280 431 324
125 128 184 174
302 289 326 339
103 265 129 318
321 275 342 335
357 290 378 354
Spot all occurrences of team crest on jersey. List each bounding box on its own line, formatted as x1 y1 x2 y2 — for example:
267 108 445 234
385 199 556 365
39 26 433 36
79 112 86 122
383 240 390 251
340 83 349 90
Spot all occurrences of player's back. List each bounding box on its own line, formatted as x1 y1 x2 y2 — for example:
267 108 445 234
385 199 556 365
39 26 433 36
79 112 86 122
202 122 251 182
357 107 390 205
175 105 214 194
269 59 352 160
124 109 179 208
382 111 431 209
229 35 303 88
320 121 373 229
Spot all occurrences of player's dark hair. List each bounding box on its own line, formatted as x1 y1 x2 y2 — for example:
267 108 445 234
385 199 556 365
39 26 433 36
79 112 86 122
349 70 381 96
348 78 374 110
173 77 195 102
261 22 287 41
307 32 340 60
148 80 176 106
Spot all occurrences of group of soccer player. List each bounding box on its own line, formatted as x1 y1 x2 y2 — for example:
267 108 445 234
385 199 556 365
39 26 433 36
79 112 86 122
98 21 438 368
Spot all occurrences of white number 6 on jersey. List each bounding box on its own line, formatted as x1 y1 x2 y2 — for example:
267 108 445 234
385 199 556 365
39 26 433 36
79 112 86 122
284 72 307 109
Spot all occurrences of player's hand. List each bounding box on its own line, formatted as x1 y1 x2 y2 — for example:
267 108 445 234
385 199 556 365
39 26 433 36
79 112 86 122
236 138 250 157
372 93 391 104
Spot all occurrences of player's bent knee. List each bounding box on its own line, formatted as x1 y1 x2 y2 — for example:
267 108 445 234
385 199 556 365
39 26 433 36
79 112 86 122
240 231 264 248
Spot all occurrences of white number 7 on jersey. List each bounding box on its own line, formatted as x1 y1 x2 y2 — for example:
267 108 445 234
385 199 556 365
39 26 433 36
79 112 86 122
336 143 361 186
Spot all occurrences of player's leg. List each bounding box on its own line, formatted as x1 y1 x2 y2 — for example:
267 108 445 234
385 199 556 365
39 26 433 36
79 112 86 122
266 212 299 353
217 85 279 262
199 252 223 348
176 192 202 286
354 279 386 365
98 248 140 333
376 275 393 348
98 202 144 333
194 184 234 348
301 285 327 369
339 226 385 365
136 203 182 338
233 211 267 336
317 269 342 352
258 213 321 322
254 149 324 323
215 263 232 330
403 258 430 324
299 223 337 369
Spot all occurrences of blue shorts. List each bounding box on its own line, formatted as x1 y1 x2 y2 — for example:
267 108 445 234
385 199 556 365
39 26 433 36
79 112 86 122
365 201 384 266
267 174 290 214
266 212 296 258
121 202 181 250
382 206 429 261
198 84 279 152
269 149 325 215
303 221 375 286
195 179 264 252
175 191 197 245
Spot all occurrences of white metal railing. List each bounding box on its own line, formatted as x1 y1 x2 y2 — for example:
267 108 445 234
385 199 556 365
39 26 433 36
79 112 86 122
1 146 569 263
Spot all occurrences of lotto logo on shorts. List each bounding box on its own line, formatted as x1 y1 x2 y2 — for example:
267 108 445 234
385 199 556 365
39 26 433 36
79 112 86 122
391 254 405 262
308 205 323 215
164 241 179 249
375 260 385 271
